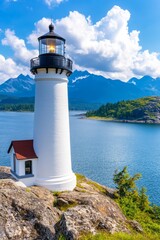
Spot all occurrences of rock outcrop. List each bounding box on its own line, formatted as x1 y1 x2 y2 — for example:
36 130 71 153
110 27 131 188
0 167 142 239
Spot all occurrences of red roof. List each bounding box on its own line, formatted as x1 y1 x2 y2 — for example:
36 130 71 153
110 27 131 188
8 140 38 160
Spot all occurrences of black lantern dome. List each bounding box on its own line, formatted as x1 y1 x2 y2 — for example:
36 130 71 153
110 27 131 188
30 23 72 76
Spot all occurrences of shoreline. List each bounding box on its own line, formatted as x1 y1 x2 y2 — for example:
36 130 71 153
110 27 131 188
86 116 160 124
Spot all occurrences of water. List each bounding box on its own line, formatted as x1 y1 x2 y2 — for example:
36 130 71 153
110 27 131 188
0 111 160 205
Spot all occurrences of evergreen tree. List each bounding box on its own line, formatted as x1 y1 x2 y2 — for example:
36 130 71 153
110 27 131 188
113 166 151 217
138 187 150 211
113 166 141 197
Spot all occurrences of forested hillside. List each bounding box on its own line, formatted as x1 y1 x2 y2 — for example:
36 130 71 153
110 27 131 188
86 97 160 123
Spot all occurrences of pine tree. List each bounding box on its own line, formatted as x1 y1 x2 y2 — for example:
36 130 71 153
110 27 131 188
113 166 141 197
138 187 150 211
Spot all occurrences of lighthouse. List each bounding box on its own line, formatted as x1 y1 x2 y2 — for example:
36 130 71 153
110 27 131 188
8 23 76 191
30 23 76 191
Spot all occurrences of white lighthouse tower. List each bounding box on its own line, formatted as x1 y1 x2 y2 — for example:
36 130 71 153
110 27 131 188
30 23 76 191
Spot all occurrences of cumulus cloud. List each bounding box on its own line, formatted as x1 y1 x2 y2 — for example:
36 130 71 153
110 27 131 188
132 50 160 78
53 6 160 80
44 0 65 7
0 29 36 83
0 54 30 81
2 29 38 64
27 18 51 47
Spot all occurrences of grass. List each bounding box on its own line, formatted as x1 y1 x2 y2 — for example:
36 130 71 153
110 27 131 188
87 116 114 121
135 211 160 234
76 173 86 182
25 187 31 192
53 190 78 212
53 197 77 211
79 231 160 240
58 234 66 240
76 173 107 194
58 202 78 212
86 179 107 194
52 191 61 196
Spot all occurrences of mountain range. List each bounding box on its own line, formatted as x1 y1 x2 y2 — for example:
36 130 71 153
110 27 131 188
1 71 160 109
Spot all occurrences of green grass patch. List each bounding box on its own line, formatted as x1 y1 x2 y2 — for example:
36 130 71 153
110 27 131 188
79 231 160 240
53 198 77 211
58 202 78 212
58 234 66 240
86 179 107 194
52 191 61 197
76 173 86 182
76 173 107 194
25 187 31 192
76 173 87 189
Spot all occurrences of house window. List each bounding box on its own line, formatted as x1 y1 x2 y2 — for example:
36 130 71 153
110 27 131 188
25 160 32 175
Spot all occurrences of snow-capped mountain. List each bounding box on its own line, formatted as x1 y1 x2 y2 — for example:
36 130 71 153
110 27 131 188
0 74 35 97
1 71 160 105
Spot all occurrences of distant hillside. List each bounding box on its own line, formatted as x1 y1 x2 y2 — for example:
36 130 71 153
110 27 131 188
86 97 160 123
1 71 160 110
0 95 34 112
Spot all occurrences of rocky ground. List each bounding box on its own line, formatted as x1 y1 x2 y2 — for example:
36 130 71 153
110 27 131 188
0 167 143 239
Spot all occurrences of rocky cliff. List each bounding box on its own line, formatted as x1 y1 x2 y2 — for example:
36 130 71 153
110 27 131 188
0 167 142 239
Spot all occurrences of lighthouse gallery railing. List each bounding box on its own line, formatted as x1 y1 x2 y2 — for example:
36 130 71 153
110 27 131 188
30 55 72 73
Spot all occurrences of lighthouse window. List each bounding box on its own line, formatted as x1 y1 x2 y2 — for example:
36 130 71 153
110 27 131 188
39 39 64 55
25 160 32 175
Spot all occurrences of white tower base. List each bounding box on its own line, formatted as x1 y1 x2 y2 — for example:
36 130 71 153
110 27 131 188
33 69 76 191
35 173 76 191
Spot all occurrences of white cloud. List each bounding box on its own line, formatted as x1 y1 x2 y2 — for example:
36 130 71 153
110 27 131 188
27 18 51 47
2 29 38 64
0 29 36 83
132 50 160 78
44 0 65 7
0 54 30 82
52 6 160 81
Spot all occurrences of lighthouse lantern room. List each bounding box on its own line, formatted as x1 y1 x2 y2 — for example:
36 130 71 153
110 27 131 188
30 23 72 75
8 23 76 191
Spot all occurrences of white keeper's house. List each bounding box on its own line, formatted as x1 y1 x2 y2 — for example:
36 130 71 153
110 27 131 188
8 23 76 191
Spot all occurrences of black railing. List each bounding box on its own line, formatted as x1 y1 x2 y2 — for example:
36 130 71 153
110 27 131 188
31 57 40 68
30 54 72 74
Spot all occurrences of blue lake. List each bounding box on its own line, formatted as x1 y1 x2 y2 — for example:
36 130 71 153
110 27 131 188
0 111 160 205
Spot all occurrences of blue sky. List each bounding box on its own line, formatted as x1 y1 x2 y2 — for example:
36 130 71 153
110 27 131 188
0 0 160 83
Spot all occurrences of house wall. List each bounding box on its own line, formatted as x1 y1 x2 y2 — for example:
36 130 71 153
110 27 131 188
18 160 25 175
19 175 36 187
10 148 14 171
